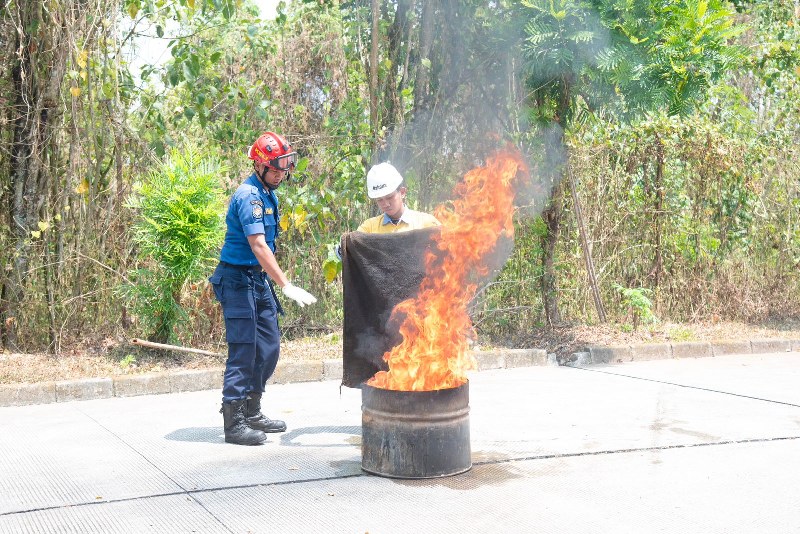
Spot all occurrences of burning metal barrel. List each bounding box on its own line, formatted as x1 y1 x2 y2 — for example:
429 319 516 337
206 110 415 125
348 151 525 478
361 381 471 479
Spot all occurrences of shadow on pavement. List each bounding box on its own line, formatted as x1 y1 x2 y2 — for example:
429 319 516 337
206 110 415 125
163 425 362 446
164 426 225 443
280 425 362 447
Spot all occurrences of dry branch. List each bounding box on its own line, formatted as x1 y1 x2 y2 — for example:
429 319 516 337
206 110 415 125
131 338 223 357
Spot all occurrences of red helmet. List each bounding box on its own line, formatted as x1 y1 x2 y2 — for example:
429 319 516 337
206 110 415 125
247 131 298 171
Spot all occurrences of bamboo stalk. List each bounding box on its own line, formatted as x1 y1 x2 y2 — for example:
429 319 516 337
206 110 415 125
567 166 607 323
131 338 224 357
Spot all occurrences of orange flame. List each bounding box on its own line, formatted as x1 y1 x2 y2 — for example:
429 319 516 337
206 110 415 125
367 148 528 391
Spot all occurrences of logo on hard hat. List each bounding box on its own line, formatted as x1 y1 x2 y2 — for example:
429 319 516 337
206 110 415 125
366 162 403 199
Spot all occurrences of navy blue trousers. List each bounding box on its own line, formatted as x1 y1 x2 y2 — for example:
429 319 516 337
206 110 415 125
209 263 281 402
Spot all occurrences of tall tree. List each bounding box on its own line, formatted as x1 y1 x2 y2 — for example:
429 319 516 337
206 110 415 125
521 0 744 325
3 0 80 349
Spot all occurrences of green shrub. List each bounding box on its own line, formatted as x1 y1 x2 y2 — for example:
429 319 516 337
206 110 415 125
613 283 658 331
122 147 226 343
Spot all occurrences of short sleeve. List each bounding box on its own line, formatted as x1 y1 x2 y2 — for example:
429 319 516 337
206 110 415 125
234 186 266 236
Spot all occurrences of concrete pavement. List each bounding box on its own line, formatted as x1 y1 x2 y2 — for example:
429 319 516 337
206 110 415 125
1 351 799 533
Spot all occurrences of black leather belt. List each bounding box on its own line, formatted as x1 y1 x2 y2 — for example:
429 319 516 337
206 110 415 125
219 261 262 272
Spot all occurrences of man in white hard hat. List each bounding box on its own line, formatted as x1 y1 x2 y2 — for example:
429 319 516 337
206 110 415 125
357 162 440 233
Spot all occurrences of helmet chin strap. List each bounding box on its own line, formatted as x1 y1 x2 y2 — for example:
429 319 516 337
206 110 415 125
255 164 278 190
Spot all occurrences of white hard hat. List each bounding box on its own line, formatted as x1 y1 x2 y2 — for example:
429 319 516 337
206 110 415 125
366 162 403 199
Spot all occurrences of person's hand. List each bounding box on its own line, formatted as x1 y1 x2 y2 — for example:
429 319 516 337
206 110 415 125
281 283 317 307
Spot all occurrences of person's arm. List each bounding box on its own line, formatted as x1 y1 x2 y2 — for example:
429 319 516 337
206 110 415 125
247 234 316 307
234 185 314 306
247 233 289 288
247 234 317 308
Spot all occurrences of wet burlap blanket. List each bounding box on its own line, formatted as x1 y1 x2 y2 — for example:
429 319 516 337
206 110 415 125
340 227 442 388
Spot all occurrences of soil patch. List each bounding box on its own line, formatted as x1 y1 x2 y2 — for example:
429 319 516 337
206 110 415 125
0 333 343 385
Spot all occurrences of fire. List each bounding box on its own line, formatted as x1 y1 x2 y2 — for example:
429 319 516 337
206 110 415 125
367 148 528 391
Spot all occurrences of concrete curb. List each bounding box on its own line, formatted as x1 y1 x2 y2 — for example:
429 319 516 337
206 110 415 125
562 338 800 367
0 348 553 408
1 340 797 407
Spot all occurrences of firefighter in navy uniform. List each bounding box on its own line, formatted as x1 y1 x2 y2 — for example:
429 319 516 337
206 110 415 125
209 131 317 446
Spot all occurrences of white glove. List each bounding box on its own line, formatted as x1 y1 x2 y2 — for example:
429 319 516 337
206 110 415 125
281 283 317 308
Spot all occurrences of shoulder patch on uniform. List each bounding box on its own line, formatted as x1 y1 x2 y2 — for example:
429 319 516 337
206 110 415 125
252 205 264 219
250 199 264 206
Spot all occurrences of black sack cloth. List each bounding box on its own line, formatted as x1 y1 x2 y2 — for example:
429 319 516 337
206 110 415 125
341 227 443 388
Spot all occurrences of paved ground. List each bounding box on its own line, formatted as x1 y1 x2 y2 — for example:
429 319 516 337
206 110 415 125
1 351 799 533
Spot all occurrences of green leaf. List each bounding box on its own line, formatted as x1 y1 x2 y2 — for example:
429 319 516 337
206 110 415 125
127 1 139 19
697 1 708 20
322 257 341 283
153 140 165 158
183 61 194 81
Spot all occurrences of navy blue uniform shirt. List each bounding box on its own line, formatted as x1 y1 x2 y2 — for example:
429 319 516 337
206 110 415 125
219 173 280 265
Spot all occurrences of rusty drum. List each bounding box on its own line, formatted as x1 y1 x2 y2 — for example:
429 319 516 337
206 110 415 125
361 381 471 479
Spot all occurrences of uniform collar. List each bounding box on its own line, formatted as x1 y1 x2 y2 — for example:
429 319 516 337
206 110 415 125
246 173 267 194
381 206 414 226
247 173 278 202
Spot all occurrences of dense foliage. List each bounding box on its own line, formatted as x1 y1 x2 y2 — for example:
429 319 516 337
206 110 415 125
0 0 797 352
123 147 226 343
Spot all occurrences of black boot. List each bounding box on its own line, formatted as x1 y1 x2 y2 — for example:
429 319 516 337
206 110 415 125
245 392 287 433
221 400 267 445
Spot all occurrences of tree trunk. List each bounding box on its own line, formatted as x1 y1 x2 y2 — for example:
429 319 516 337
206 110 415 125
4 0 72 349
539 77 572 328
541 181 564 326
385 0 412 127
649 136 665 287
368 0 380 144
413 0 434 113
45 122 60 353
